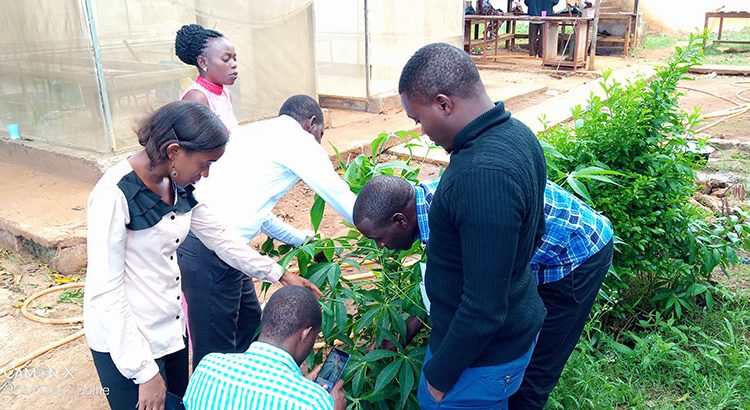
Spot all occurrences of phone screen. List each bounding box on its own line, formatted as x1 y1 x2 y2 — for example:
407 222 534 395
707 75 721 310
314 348 350 392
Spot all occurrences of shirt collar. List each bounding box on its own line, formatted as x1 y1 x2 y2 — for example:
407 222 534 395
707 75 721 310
116 166 198 231
248 342 302 376
452 102 510 153
195 76 224 96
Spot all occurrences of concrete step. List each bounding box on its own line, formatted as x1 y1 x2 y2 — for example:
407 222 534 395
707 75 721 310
0 161 90 274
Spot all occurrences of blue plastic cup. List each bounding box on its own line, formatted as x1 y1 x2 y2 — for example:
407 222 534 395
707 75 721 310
7 123 20 140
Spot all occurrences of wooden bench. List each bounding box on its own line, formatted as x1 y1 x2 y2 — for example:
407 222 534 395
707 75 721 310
596 12 637 55
703 12 750 48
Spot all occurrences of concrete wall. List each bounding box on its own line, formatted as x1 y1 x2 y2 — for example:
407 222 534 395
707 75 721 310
640 1 750 34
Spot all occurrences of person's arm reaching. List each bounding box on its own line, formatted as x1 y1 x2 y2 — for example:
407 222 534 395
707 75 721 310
260 213 310 246
190 202 322 296
284 139 356 223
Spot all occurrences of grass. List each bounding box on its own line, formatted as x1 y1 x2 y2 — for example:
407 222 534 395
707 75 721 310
641 34 678 50
548 289 750 409
702 45 750 66
640 30 750 66
57 288 83 305
703 27 750 65
470 22 529 39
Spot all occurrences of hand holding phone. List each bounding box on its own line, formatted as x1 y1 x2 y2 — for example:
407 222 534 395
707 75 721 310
314 348 350 392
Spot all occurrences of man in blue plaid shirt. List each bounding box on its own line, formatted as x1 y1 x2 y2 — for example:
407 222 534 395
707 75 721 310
354 175 614 409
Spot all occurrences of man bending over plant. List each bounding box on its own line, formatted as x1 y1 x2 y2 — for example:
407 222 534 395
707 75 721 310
354 175 614 410
179 95 356 370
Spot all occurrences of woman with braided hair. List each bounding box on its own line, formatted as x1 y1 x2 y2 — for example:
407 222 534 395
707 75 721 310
175 24 239 134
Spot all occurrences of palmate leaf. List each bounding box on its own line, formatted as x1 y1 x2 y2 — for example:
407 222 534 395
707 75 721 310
565 173 592 202
370 133 390 159
374 358 402 392
351 362 368 396
363 349 399 362
355 306 381 334
373 161 413 176
335 300 348 335
389 308 407 343
307 262 338 288
398 359 416 409
310 194 326 232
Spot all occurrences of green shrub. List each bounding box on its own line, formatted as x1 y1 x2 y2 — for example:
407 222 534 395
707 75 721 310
540 34 750 322
261 132 430 409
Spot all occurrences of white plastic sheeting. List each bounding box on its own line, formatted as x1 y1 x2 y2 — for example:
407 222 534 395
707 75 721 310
0 0 317 153
315 0 464 99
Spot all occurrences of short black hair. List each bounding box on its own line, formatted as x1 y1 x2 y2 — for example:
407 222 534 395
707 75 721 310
278 95 324 125
175 24 224 67
137 101 229 165
260 286 322 341
398 42 483 102
353 175 414 226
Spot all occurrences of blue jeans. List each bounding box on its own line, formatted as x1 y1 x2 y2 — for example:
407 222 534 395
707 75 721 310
418 337 537 410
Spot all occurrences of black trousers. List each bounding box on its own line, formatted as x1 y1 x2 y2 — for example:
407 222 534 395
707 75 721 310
91 347 188 410
529 23 544 57
509 240 614 410
177 232 262 370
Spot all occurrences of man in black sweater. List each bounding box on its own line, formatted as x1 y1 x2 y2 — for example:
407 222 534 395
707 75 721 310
399 43 547 409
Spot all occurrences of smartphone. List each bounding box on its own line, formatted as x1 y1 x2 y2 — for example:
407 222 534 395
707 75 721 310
314 348 350 392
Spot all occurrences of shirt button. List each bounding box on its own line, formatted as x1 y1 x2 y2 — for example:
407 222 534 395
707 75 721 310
175 315 180 320
177 295 181 300
176 276 180 281
170 215 175 220
175 238 180 244
170 255 174 260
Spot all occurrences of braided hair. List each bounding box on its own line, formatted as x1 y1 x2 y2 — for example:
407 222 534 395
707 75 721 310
175 24 224 67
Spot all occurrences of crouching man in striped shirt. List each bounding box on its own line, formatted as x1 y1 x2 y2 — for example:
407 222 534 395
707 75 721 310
183 286 346 410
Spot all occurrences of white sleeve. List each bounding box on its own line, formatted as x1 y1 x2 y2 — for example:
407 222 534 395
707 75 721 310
85 187 159 384
189 202 283 282
284 140 356 224
260 213 309 246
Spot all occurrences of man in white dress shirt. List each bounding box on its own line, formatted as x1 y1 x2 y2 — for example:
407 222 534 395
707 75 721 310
178 95 356 369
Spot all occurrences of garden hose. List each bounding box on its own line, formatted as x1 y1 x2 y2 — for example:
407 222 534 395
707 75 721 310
735 81 750 103
677 81 750 133
3 257 421 374
2 283 84 376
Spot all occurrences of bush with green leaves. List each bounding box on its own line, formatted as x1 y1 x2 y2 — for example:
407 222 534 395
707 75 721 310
261 131 432 409
539 34 750 322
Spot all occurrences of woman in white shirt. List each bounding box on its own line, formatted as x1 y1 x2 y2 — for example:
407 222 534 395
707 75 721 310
84 101 321 410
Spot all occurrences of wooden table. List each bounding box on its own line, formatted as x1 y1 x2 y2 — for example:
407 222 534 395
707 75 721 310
464 15 592 71
703 11 750 48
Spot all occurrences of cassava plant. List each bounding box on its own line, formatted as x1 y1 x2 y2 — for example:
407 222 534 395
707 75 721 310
261 131 433 409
